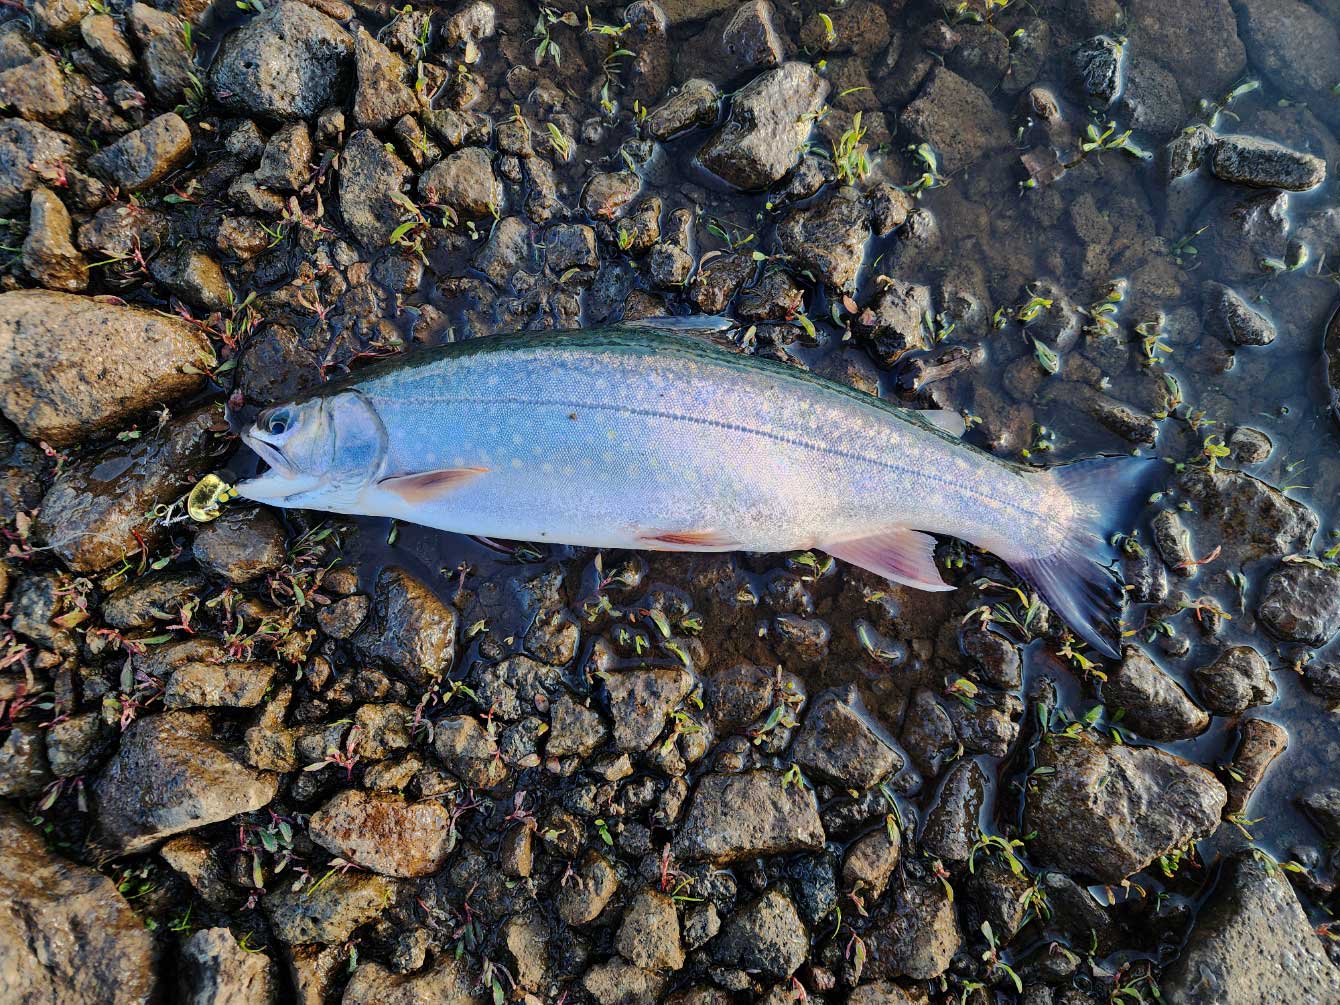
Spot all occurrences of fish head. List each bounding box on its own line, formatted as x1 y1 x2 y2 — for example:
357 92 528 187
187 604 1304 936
236 390 387 508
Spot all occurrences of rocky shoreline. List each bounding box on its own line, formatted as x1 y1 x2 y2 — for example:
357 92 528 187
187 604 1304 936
1 0 1340 1003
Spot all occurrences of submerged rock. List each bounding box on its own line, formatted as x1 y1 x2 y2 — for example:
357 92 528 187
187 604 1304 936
1024 732 1226 883
1070 35 1124 105
0 290 210 447
698 61 828 190
1237 0 1340 132
1256 560 1340 647
1175 467 1317 574
1203 281 1277 346
901 66 1011 174
1210 134 1326 191
0 804 157 1004
1160 852 1340 1003
775 192 869 293
1193 646 1277 716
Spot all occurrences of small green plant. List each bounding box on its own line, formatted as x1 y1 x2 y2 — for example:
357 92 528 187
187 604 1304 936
1199 79 1259 128
901 143 946 195
532 7 579 67
832 112 870 185
1079 121 1151 159
546 122 571 159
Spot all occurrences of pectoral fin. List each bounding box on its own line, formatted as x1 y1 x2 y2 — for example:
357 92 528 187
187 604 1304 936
377 467 488 504
824 528 953 592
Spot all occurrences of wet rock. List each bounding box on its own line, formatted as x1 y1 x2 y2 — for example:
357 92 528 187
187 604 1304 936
339 129 411 248
1298 785 1340 843
93 711 278 854
89 112 192 192
10 571 74 654
472 654 560 721
210 1 353 120
1167 123 1218 181
1023 732 1226 883
1193 646 1276 716
1197 189 1292 282
581 171 641 221
433 715 506 788
352 26 417 130
81 14 136 77
1202 281 1276 347
848 984 919 1005
1070 35 1123 105
263 871 394 944
308 789 452 877
499 911 547 988
147 245 231 312
22 187 87 292
790 684 901 789
710 887 808 980
45 711 112 777
1126 0 1245 101
687 253 752 314
646 78 718 140
1237 0 1340 132
0 723 50 798
546 694 605 758
558 850 620 925
30 0 86 41
316 594 369 639
1210 133 1326 192
34 407 219 571
1160 851 1340 1004
865 871 960 980
1229 426 1272 464
545 222 597 273
674 770 825 862
0 52 69 123
1256 560 1340 647
1118 57 1183 137
355 566 456 687
720 1 782 73
902 66 1010 175
736 270 804 322
1224 718 1287 816
581 960 664 1005
854 278 931 367
776 192 869 293
193 505 286 583
961 623 1022 690
476 215 530 285
1101 645 1210 741
0 119 76 214
919 759 986 863
616 888 684 970
164 661 278 709
1042 382 1157 445
604 667 692 752
127 3 194 106
699 61 828 190
418 147 500 220
0 804 157 1005
1176 467 1317 572
900 687 958 780
179 927 277 1005
255 122 312 191
842 824 900 902
344 956 481 1004
866 183 912 237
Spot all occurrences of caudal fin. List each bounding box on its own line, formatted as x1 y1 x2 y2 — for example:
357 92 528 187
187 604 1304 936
1008 456 1162 659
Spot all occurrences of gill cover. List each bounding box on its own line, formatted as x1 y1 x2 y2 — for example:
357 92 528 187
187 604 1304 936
237 390 387 506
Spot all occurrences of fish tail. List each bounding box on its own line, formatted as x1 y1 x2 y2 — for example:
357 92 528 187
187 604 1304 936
1006 456 1162 659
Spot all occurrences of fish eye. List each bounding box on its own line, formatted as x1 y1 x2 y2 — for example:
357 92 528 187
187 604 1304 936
266 409 292 436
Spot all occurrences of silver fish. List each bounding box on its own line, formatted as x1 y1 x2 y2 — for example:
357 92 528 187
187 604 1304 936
238 320 1154 657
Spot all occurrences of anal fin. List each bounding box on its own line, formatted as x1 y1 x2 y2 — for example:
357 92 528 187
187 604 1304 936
377 467 487 504
824 528 953 592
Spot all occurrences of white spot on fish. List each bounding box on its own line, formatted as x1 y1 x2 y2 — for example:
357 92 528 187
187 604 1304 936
511 458 523 469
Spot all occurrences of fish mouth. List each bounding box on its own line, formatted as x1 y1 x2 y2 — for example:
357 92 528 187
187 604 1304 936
236 427 321 503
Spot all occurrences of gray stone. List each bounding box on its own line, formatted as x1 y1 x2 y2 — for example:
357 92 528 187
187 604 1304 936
338 129 411 248
1160 852 1340 1004
22 187 87 292
901 66 1011 175
209 1 353 120
89 113 192 191
1193 646 1276 716
1100 645 1211 741
673 770 825 862
1203 281 1276 346
698 62 828 189
1257 560 1340 647
1210 134 1326 192
418 147 500 219
709 887 808 980
790 683 901 789
179 928 276 1005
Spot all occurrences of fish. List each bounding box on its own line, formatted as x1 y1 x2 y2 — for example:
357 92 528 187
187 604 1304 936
237 318 1157 657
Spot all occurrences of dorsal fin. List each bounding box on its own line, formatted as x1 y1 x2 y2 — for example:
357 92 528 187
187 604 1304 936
823 528 953 591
